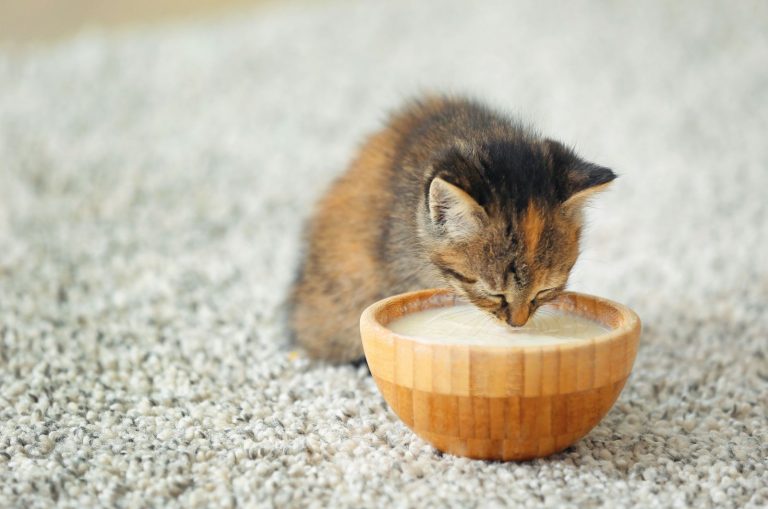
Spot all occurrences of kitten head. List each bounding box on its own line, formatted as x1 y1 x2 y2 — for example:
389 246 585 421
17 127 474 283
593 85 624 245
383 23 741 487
421 138 615 326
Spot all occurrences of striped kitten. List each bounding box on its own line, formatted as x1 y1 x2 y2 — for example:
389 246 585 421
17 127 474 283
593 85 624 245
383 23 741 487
289 96 615 362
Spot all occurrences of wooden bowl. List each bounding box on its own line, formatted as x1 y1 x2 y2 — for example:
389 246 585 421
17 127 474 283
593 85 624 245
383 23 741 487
360 288 641 461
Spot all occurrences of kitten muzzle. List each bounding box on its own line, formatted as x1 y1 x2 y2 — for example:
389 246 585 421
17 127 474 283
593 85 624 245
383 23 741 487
508 306 531 327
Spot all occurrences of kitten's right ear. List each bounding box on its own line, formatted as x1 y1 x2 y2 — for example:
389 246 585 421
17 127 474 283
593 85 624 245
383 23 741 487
562 162 616 209
428 178 487 240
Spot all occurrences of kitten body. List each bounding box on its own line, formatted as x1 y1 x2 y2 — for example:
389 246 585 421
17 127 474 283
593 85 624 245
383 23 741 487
289 96 615 362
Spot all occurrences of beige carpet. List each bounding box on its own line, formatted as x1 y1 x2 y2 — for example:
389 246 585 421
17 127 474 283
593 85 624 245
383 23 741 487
1 0 766 507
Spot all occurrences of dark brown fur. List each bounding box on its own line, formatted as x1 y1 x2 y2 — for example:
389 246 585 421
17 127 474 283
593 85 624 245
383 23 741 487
289 96 615 362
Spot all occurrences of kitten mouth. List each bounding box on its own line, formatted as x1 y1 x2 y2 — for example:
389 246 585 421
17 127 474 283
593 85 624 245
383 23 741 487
489 308 517 328
486 312 511 328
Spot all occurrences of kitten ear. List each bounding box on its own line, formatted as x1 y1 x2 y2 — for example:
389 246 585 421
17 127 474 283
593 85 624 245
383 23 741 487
428 178 486 240
545 139 617 208
562 162 617 207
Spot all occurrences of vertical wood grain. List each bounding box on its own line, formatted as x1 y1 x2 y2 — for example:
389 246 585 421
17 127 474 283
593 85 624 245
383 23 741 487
360 288 641 461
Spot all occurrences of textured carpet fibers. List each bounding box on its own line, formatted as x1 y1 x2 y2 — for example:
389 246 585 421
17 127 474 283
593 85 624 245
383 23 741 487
1 1 767 507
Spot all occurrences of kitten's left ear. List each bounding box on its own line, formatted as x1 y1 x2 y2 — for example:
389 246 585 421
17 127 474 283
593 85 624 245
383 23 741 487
563 162 616 208
545 139 617 207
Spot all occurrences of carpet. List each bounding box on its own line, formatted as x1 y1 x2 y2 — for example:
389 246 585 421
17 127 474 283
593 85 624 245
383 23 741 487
1 0 767 507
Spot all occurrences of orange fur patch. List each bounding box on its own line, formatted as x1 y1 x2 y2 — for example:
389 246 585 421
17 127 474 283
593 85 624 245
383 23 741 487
522 202 545 266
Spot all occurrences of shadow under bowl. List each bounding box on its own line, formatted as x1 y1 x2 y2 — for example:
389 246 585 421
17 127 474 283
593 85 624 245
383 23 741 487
360 288 641 461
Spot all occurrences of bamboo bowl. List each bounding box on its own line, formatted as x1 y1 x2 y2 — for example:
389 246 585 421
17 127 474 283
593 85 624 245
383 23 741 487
360 288 641 461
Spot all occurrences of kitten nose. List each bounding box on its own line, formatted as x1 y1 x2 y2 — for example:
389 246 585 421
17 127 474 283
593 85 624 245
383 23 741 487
508 306 530 327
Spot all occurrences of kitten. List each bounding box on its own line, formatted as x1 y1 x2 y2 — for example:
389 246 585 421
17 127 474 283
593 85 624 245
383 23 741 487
289 96 615 363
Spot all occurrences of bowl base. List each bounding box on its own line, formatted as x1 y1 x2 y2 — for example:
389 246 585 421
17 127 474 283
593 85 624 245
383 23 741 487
373 375 628 461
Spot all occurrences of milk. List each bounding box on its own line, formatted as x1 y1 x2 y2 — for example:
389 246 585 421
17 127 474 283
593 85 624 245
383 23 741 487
387 305 607 346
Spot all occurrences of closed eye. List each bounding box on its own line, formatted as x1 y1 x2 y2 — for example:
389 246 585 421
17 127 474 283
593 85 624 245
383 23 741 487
439 266 477 285
533 286 564 303
490 293 508 306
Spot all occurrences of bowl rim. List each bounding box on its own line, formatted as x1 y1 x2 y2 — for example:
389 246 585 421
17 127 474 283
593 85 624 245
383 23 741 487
360 288 641 354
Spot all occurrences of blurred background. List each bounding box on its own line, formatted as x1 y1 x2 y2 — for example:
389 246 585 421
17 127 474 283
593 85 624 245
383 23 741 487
0 0 278 44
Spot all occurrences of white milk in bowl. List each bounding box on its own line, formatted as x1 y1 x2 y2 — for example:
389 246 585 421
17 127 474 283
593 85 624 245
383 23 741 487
387 304 607 346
